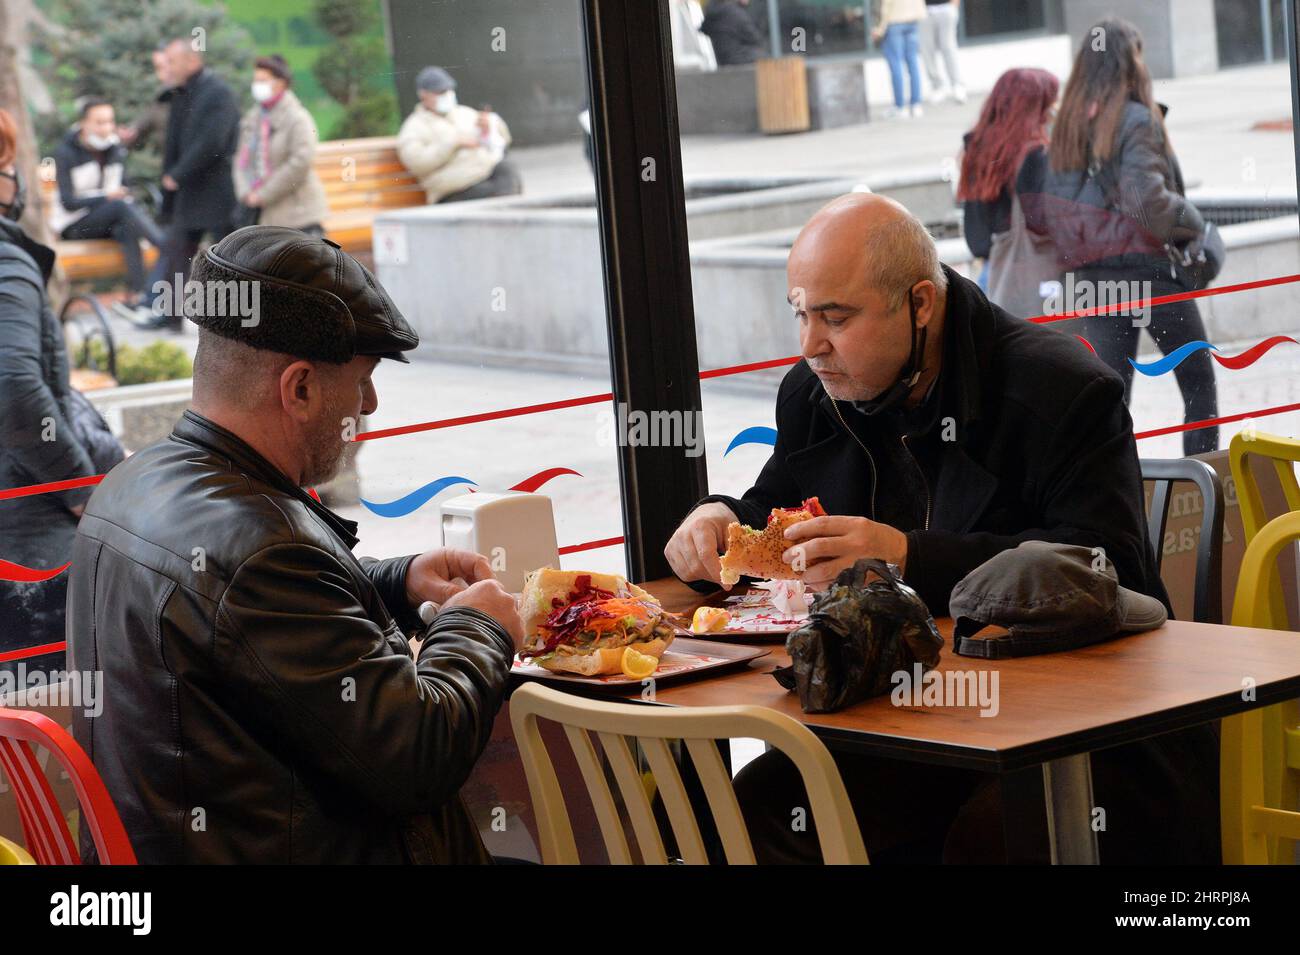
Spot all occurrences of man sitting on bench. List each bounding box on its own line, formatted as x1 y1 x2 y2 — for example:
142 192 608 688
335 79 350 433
51 97 165 317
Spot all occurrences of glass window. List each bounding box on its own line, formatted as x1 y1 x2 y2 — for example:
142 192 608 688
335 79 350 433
671 3 1300 626
360 0 628 579
1216 0 1267 66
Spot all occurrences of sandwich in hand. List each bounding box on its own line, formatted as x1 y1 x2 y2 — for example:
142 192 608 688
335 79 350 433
518 568 676 676
719 496 826 587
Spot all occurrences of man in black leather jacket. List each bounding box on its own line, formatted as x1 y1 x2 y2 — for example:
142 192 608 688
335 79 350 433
66 226 524 863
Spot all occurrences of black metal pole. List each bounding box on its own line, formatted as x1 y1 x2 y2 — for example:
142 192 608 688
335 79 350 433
581 0 709 583
1287 0 1300 210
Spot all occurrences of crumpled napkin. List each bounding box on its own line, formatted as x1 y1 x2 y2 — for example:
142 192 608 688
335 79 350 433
751 578 809 619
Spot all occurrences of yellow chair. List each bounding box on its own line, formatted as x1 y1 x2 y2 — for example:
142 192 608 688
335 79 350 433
1222 507 1300 864
0 835 36 865
1229 430 1300 624
509 681 868 864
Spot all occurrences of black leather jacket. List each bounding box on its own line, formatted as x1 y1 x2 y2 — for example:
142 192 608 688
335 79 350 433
67 410 515 863
0 217 100 658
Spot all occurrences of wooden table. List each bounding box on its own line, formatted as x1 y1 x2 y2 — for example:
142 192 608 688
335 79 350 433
636 577 1300 864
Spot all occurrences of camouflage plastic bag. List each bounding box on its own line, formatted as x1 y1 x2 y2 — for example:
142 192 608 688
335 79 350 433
773 558 944 713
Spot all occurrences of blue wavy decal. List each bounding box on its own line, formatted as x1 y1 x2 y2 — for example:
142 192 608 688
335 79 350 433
1129 341 1218 377
724 426 778 456
361 476 477 517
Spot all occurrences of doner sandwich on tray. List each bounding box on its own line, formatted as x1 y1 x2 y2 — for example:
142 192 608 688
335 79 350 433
518 568 677 676
719 496 825 587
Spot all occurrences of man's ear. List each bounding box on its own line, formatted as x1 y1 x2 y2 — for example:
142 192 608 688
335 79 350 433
278 361 317 422
911 280 939 328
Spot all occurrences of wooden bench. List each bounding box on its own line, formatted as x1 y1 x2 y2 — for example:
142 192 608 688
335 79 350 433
41 135 425 284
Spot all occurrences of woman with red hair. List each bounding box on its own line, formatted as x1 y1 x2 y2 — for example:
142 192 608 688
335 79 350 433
957 67 1059 307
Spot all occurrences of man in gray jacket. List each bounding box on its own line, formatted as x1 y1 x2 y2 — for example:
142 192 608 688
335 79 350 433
67 227 523 863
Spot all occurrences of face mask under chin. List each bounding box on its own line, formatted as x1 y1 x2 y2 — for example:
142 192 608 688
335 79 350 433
0 170 26 222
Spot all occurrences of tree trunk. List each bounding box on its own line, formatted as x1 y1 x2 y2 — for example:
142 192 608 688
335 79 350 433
0 0 70 308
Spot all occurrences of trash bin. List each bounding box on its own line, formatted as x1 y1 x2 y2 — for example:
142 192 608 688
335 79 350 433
755 56 810 134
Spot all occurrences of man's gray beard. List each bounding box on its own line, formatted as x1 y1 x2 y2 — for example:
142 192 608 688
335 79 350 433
301 409 349 488
301 440 347 488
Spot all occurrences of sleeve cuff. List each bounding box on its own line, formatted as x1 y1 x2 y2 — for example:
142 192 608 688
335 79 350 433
425 606 514 660
364 553 422 633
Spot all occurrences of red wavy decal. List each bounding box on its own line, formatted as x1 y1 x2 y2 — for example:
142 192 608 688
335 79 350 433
0 641 68 664
1211 335 1298 370
0 559 72 582
1076 335 1096 354
510 467 582 493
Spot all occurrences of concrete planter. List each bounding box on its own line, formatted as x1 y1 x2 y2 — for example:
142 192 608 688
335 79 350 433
86 379 364 507
374 172 958 374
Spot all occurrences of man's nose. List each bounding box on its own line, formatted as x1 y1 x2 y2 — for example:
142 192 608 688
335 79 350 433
800 321 829 361
361 381 378 417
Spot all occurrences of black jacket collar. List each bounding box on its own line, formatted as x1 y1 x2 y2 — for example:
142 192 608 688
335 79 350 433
0 216 55 284
172 409 360 548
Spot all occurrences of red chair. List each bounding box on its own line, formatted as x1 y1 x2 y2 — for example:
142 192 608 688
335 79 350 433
0 707 136 864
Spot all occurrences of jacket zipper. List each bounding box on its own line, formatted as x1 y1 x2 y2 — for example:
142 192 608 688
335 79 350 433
829 398 878 521
901 433 932 532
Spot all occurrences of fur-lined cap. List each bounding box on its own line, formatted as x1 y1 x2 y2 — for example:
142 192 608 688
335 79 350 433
188 226 419 363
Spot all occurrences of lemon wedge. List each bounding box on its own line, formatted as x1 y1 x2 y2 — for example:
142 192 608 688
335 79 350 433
691 605 730 633
620 645 659 679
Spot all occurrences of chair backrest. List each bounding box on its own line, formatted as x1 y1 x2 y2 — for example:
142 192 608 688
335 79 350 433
0 708 136 865
1229 431 1300 541
509 681 868 864
0 834 35 864
1141 457 1225 623
1222 509 1300 864
1229 431 1300 631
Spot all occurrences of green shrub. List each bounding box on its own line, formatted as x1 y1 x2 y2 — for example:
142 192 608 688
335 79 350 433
77 339 193 386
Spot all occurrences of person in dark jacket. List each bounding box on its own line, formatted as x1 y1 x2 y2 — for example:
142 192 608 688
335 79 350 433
66 227 523 863
664 193 1219 864
118 45 173 152
134 37 241 331
0 109 123 675
52 98 165 305
700 0 766 66
1037 18 1217 457
957 68 1057 296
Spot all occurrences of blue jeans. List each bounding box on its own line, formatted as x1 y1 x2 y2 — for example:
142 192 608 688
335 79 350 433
882 22 922 107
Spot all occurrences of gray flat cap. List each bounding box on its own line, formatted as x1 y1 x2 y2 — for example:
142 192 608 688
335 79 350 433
189 226 418 364
415 66 456 93
949 540 1167 659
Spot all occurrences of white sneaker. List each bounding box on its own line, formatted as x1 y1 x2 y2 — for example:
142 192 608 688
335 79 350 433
951 84 967 104
927 86 948 104
910 104 924 118
880 106 909 120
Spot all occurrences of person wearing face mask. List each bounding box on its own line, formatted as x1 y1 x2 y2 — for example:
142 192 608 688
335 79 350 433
397 66 522 204
663 193 1218 865
232 54 327 236
0 108 125 676
52 98 165 312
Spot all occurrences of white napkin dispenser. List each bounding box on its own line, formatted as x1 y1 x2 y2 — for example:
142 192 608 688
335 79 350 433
438 491 559 592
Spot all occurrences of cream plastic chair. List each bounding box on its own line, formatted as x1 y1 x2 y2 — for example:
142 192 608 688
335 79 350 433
509 681 869 864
